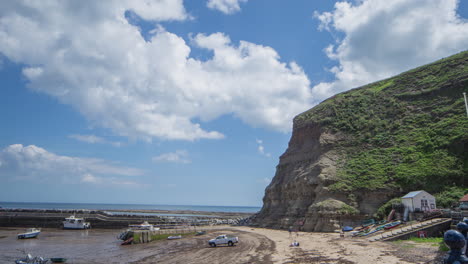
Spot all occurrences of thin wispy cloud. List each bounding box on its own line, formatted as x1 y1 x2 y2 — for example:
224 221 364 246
256 139 271 157
257 177 271 185
152 150 191 164
69 134 122 147
0 144 144 187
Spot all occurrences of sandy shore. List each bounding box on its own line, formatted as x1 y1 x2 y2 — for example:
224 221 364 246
0 226 443 263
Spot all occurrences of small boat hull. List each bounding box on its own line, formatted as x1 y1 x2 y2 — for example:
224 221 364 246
62 226 90 230
384 221 402 230
17 232 40 239
50 258 67 263
121 237 134 245
17 229 41 239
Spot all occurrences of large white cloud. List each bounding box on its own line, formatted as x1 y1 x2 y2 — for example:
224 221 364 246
0 144 144 186
207 0 248 14
313 0 468 100
0 1 312 141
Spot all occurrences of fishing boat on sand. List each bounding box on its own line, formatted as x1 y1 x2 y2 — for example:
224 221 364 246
50 257 67 263
384 220 402 230
63 215 91 229
17 228 41 239
15 253 48 264
167 235 182 240
128 221 159 231
121 237 134 245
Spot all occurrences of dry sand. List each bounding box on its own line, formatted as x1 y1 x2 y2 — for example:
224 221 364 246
234 226 443 263
0 226 443 263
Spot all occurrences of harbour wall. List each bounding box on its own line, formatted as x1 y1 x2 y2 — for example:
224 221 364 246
0 209 250 229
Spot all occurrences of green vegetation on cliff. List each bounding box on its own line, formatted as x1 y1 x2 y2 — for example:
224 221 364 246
296 51 468 197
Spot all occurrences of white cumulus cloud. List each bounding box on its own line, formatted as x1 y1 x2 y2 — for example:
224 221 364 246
313 0 468 100
207 0 248 14
152 150 191 164
0 1 312 141
0 144 144 186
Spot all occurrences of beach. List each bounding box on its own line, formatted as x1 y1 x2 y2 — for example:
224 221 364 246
0 226 443 263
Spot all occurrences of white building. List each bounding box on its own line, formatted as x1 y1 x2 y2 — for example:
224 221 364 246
401 190 436 212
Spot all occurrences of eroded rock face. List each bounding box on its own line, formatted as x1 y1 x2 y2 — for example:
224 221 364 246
254 51 468 232
254 121 393 232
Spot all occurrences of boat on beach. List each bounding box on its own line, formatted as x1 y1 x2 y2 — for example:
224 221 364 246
128 221 159 231
50 257 67 263
384 220 402 230
167 235 182 240
17 228 41 239
15 253 48 264
63 215 91 229
121 237 134 245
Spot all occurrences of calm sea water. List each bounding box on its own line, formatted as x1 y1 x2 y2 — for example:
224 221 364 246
0 202 261 213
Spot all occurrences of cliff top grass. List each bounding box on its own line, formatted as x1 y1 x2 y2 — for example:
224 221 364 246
295 51 468 195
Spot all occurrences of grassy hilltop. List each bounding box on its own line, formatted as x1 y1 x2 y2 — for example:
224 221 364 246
295 51 468 206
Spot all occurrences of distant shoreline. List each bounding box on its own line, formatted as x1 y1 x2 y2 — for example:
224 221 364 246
0 201 261 214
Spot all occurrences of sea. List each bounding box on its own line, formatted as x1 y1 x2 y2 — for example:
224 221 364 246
0 202 261 214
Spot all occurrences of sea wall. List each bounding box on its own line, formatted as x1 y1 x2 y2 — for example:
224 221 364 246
0 209 251 229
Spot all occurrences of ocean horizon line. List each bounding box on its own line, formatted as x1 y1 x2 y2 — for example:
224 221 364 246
0 201 262 213
0 201 262 208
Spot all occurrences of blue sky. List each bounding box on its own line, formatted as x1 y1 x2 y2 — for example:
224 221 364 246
1 0 467 207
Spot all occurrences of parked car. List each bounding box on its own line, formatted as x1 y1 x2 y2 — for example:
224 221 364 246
208 234 238 247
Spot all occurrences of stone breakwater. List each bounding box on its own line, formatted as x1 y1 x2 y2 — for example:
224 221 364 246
0 208 253 229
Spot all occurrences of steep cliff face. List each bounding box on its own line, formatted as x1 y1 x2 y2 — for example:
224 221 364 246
256 122 395 231
255 51 468 231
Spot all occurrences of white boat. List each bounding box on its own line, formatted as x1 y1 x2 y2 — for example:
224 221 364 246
128 221 160 231
17 228 41 239
63 215 91 229
15 253 48 264
167 235 182 240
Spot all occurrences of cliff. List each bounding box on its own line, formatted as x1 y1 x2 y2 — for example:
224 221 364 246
254 51 468 232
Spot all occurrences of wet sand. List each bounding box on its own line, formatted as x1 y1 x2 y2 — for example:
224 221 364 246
0 226 442 263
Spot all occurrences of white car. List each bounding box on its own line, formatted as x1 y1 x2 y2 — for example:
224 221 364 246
208 234 239 247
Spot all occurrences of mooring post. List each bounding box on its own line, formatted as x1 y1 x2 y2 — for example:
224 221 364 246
443 230 468 264
457 222 468 256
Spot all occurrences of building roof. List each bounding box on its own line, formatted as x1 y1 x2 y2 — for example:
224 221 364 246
402 190 424 199
460 194 468 202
